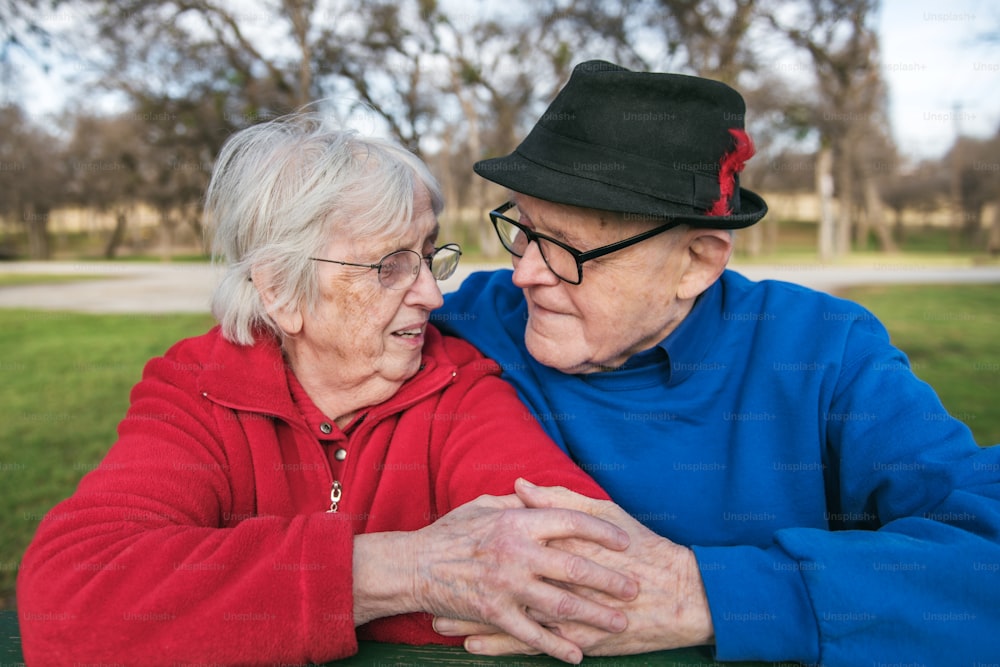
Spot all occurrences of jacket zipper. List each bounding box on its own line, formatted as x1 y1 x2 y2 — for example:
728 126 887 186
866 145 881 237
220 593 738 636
203 364 457 517
328 480 342 513
321 373 455 514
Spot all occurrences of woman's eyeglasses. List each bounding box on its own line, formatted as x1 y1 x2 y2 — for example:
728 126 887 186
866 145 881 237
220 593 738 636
310 243 462 290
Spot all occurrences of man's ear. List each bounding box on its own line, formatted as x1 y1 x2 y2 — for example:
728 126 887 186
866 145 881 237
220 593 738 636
250 265 303 336
676 229 733 301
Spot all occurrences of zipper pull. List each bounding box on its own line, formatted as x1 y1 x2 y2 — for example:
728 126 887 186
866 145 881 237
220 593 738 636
327 480 342 513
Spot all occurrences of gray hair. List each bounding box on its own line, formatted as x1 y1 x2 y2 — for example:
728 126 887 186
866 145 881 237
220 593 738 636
205 112 444 345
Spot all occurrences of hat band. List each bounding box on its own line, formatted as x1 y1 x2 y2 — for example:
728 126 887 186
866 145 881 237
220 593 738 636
517 124 724 213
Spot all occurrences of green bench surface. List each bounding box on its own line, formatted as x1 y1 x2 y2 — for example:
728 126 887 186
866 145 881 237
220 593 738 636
0 609 780 665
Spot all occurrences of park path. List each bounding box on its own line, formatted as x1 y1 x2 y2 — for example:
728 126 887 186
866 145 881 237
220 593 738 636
0 260 998 313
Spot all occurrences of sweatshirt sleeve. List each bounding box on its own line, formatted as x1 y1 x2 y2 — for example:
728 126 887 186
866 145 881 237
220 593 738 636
16 352 358 666
694 316 1000 666
427 346 608 512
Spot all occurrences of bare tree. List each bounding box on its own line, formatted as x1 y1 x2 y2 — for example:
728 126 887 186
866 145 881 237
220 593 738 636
312 0 448 157
33 0 912 264
66 0 333 257
769 0 887 259
1 1 70 258
432 4 597 255
316 0 639 253
1 0 59 102
657 0 762 84
63 113 151 258
880 162 949 244
853 114 898 252
0 105 66 258
946 132 1000 249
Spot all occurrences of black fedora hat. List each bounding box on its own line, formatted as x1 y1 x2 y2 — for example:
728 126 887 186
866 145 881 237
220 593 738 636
474 60 767 229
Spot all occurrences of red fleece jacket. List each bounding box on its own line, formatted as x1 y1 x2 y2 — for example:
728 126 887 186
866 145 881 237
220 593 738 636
17 325 605 666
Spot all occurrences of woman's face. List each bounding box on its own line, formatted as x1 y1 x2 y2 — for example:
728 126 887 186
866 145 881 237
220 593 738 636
281 184 444 408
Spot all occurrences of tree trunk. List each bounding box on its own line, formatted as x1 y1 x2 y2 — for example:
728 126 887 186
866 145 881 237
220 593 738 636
863 178 897 252
24 203 51 260
438 131 458 244
744 223 763 257
949 139 963 251
186 206 207 255
854 199 870 249
816 146 835 261
835 140 853 256
451 67 500 258
159 210 176 262
104 210 128 259
892 207 906 245
963 207 983 248
764 215 778 255
476 173 500 258
987 202 1000 255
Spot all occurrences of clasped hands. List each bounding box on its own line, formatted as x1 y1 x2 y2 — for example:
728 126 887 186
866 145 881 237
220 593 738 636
418 478 714 663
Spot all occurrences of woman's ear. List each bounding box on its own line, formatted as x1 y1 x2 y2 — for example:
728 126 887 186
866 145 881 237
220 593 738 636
250 265 303 336
676 229 733 301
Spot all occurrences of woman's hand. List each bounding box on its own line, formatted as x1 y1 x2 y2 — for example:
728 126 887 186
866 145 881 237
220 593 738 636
432 480 715 658
353 479 639 664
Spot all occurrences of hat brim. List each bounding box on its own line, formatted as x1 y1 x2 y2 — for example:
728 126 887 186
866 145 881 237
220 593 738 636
475 150 767 230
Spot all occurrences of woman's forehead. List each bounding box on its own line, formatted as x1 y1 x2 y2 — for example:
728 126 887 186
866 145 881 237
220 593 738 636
325 217 439 259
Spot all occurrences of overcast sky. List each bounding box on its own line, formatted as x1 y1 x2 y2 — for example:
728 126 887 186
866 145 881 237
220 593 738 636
877 0 999 159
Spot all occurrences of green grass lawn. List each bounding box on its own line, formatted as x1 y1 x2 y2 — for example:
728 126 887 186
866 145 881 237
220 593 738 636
0 310 216 608
0 283 997 607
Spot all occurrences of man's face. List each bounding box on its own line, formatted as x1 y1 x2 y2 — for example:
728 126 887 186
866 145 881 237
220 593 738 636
508 194 697 374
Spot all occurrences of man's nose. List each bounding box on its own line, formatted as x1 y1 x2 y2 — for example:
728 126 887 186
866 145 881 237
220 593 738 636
511 240 559 288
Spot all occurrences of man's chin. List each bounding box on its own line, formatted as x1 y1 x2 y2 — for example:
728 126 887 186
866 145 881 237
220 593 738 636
524 332 593 375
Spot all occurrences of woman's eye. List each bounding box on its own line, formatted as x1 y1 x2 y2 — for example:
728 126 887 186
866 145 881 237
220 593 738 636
382 258 403 276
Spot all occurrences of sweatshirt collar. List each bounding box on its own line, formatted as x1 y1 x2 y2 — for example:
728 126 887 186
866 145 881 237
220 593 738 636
654 273 725 386
531 275 725 390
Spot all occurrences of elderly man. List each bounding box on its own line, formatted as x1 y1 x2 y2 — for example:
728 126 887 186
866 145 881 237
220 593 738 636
432 61 1000 666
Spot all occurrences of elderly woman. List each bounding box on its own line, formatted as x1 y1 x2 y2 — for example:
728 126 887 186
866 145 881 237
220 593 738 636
16 114 638 666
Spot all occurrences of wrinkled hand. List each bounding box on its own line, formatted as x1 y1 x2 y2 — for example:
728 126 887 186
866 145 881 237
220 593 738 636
433 479 714 658
406 480 640 664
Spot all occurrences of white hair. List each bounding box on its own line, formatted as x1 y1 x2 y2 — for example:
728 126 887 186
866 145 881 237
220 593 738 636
205 112 444 345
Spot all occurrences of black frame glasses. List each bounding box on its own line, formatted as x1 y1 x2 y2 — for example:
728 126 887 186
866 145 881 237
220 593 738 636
489 201 677 285
310 243 462 289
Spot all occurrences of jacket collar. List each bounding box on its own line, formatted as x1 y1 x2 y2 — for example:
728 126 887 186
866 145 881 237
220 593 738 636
195 327 296 420
195 325 458 422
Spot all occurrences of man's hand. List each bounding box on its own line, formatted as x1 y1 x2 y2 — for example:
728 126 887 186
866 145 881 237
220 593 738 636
355 483 639 664
432 479 714 658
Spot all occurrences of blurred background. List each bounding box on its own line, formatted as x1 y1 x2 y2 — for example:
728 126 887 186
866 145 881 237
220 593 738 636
1 0 999 612
1 0 999 263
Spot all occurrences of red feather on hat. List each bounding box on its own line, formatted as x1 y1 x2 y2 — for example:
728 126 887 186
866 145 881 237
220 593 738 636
707 128 755 217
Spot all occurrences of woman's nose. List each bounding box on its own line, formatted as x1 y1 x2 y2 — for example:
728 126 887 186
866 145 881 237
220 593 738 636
406 259 444 309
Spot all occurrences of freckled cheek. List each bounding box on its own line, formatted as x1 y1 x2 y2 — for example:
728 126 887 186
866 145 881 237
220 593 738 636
319 282 397 355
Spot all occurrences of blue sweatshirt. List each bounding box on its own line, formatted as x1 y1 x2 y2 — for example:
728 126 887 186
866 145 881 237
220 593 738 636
434 268 1000 666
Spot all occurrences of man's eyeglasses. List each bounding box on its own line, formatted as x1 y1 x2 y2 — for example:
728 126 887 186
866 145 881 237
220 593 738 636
310 243 462 290
489 201 677 285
